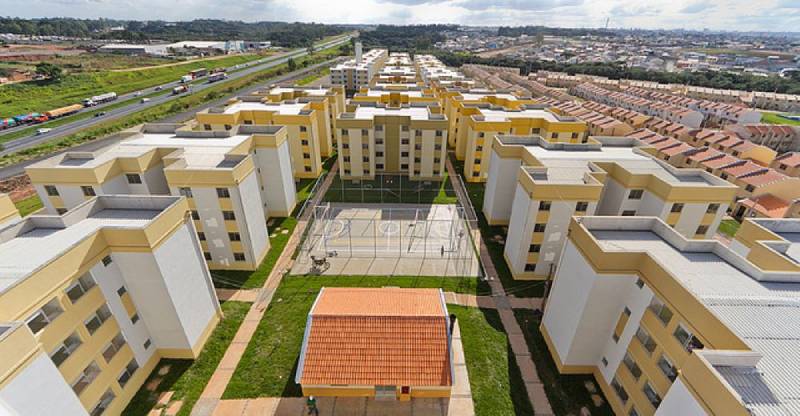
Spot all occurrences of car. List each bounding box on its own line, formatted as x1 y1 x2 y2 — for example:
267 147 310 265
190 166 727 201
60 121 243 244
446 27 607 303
36 128 52 135
134 91 142 97
93 112 106 117
140 98 150 103
155 86 163 91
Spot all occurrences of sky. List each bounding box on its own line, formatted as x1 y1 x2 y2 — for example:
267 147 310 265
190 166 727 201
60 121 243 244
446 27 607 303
3 0 800 32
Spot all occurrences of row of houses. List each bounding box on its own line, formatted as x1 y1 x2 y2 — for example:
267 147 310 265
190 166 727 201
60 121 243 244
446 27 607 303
621 86 762 126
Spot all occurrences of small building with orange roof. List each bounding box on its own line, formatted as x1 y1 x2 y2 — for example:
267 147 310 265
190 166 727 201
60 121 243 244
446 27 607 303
771 152 800 177
296 287 452 400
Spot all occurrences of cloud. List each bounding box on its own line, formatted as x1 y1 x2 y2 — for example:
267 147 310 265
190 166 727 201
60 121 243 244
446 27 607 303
680 0 715 14
456 0 583 11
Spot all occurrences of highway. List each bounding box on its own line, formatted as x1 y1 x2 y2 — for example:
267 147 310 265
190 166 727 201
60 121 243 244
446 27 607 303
0 34 352 157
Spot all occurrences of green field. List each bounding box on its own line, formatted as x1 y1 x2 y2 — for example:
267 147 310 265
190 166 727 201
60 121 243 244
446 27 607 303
761 112 800 126
13 194 43 216
718 219 742 238
0 53 266 115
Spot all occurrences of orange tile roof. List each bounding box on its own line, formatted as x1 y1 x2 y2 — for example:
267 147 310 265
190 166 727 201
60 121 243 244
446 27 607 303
298 288 451 387
739 194 791 218
775 152 800 167
738 169 788 187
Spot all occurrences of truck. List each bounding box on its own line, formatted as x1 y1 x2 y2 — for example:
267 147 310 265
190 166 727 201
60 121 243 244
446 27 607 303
207 72 228 83
180 75 193 84
44 104 83 119
82 92 117 107
172 85 189 95
189 68 208 78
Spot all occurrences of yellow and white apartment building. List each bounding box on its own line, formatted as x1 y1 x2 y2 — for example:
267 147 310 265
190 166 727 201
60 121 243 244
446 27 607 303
195 97 325 179
0 193 21 227
27 123 297 270
457 105 588 182
483 135 737 280
542 215 800 416
0 195 221 415
335 101 448 181
330 48 388 91
254 85 346 156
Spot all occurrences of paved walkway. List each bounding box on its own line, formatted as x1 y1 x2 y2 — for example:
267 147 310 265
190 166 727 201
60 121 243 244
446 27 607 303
208 322 473 416
191 162 340 416
446 157 554 416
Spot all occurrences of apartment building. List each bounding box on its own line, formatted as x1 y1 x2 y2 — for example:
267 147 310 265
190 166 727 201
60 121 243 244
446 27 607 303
0 195 220 415
458 106 588 182
330 48 388 91
350 86 440 108
254 85 346 156
195 97 324 179
335 102 448 180
542 215 800 416
438 89 537 158
0 193 20 227
725 124 800 154
27 124 297 270
414 54 470 86
483 135 736 280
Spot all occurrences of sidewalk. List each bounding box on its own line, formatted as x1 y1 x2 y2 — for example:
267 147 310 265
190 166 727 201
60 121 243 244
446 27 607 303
191 161 339 416
445 157 554 416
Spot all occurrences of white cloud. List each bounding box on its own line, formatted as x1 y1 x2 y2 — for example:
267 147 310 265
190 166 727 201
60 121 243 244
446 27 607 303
0 0 796 32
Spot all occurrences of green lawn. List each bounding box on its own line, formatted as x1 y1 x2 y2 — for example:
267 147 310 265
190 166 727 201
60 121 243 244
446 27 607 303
451 155 544 298
451 305 534 416
122 301 251 416
210 217 298 289
13 194 43 216
0 54 265 115
295 153 338 211
515 309 613 416
222 274 486 399
718 218 742 238
296 68 330 86
760 112 800 126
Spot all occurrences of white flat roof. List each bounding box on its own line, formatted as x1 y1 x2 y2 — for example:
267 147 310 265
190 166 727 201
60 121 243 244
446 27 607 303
352 106 435 121
222 101 307 115
479 108 560 122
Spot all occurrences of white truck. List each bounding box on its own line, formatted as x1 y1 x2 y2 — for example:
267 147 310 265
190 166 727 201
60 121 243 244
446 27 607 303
180 75 193 84
82 92 117 107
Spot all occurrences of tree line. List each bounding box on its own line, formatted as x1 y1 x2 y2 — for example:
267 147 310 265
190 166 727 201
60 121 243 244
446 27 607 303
0 18 345 47
435 51 800 95
357 25 454 51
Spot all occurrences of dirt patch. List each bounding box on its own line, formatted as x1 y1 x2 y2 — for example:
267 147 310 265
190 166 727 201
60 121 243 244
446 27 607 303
0 174 35 201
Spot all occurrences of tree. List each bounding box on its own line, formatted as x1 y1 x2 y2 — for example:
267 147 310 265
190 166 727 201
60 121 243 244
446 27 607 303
287 58 297 71
35 62 63 82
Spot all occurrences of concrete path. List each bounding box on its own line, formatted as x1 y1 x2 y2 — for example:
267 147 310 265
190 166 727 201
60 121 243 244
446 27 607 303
446 157 554 416
207 321 473 416
191 162 339 416
215 288 259 303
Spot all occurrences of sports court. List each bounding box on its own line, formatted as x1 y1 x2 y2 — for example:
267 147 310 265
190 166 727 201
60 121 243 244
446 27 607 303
292 203 480 277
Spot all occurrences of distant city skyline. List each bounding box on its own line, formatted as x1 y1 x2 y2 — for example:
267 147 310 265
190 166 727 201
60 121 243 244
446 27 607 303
1 0 799 33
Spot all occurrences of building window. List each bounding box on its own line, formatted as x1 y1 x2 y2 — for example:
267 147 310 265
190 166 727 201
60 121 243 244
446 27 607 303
301 139 309 146
601 357 608 367
415 157 421 163
721 173 728 180
81 186 96 197
143 339 152 349
342 143 350 149
44 185 59 196
532 128 541 134
343 156 351 162
657 354 678 382
102 334 126 363
415 130 422 137
26 298 64 334
90 389 116 416
51 332 82 367
670 203 684 213
539 201 551 211
234 252 246 262
198 232 206 241
375 138 384 145
696 225 709 235
524 263 536 272
628 189 644 199
472 172 480 177
303 153 311 159
635 326 657 354
179 187 193 198
571 132 579 139
117 359 139 388
575 201 589 212
635 278 645 288
66 273 96 304
131 313 140 324
223 211 236 221
216 188 230 198
629 407 640 416
401 151 409 157
551 132 558 139
401 164 409 170
84 305 112 335
435 130 443 137
126 174 142 184
363 157 370 163
649 298 673 326
191 210 200 220
376 164 384 170
642 382 662 409
376 151 384 157
674 323 704 352
376 125 384 132
622 352 642 380
304 166 312 173
228 232 241 241
529 244 541 253
102 255 113 266
343 169 351 175
204 252 212 261
706 203 719 214
401 138 410 145
300 126 307 132
435 144 442 150
361 129 369 136
534 223 546 232
611 377 628 405
72 361 101 396
117 286 126 297
341 129 348 136
745 184 755 193
622 210 636 216
56 208 67 215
